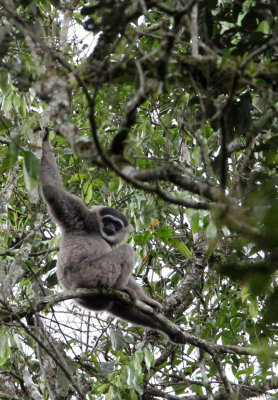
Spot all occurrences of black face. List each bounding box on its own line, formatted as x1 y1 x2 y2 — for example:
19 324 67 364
100 207 129 227
102 215 124 236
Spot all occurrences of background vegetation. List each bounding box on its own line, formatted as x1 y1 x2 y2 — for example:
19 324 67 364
1 0 278 399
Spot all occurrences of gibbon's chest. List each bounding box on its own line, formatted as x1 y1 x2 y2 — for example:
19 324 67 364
56 233 113 291
58 233 112 266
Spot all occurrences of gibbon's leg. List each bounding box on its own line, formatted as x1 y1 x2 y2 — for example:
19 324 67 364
108 301 162 329
76 295 113 311
108 301 186 344
126 277 162 310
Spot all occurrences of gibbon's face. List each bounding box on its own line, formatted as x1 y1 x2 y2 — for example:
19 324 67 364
90 206 134 246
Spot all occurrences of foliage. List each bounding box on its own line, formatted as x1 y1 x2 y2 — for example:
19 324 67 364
0 0 278 399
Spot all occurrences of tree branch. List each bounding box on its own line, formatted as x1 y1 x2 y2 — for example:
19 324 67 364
0 288 258 357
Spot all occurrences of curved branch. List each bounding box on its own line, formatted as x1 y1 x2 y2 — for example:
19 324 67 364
132 166 218 201
0 288 258 357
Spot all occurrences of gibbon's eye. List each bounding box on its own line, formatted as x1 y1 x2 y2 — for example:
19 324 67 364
114 221 123 231
103 216 114 226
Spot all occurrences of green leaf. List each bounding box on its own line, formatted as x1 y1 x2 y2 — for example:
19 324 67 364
130 391 138 400
205 238 217 259
172 240 192 258
0 118 12 131
204 123 213 139
155 226 173 242
0 71 9 92
99 361 116 377
2 92 13 112
105 386 113 400
19 98 27 117
127 365 135 386
257 20 270 34
248 298 258 319
191 212 200 233
12 93 21 109
205 221 217 238
221 331 232 345
23 151 41 191
97 384 109 395
109 327 125 352
0 329 11 366
0 135 21 172
70 173 86 182
85 184 93 203
144 347 154 370
108 176 120 191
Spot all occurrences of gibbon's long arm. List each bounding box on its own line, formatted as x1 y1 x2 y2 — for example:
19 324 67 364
41 129 90 232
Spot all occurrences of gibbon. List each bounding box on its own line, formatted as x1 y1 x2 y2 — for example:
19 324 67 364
40 129 185 344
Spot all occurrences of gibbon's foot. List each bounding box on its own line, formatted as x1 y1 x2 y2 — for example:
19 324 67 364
122 287 137 301
141 297 162 311
149 300 162 311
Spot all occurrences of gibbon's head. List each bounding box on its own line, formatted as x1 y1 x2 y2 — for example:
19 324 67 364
90 205 134 246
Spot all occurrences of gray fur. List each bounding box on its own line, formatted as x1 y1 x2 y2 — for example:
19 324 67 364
40 132 184 343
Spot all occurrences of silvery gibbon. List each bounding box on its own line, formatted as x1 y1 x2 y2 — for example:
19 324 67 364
40 129 185 344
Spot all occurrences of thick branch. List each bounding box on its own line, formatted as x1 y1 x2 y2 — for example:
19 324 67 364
163 259 204 317
132 166 218 201
0 288 257 357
